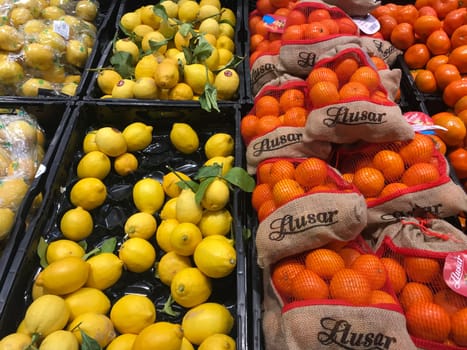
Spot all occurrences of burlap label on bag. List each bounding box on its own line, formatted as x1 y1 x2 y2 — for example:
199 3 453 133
256 192 367 268
279 35 362 79
366 179 467 229
370 218 467 253
246 127 332 175
281 303 417 350
304 100 414 144
359 37 402 67
251 54 285 97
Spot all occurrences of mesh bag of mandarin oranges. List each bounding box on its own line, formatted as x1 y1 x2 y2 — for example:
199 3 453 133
241 80 333 175
334 133 467 231
261 237 417 350
376 235 467 349
303 47 414 144
253 156 367 269
278 1 361 79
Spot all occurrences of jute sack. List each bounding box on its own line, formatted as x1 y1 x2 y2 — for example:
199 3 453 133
359 37 402 67
304 47 414 144
369 217 467 253
255 162 367 268
310 0 381 17
250 52 287 97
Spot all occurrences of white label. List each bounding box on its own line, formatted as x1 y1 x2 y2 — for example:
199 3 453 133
53 20 70 40
352 14 380 35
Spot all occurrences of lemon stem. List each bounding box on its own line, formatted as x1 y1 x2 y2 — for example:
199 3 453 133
162 295 180 317
82 247 101 260
25 333 41 350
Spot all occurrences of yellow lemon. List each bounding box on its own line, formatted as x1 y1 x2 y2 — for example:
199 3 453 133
0 208 15 240
204 46 219 71
169 123 199 154
64 287 111 321
0 25 24 52
182 302 234 345
160 0 179 18
198 333 236 350
156 218 178 252
140 4 162 29
0 178 28 209
175 189 203 224
85 253 124 290
60 206 93 241
198 4 220 20
76 150 111 179
112 79 136 99
174 30 192 51
35 256 89 295
198 17 219 37
219 22 234 38
0 333 32 350
95 127 127 157
110 294 156 334
154 58 179 89
60 82 78 96
183 63 214 95
120 11 141 32
193 235 236 278
114 152 138 176
9 7 33 26
141 30 167 54
97 69 122 95
220 7 236 26
157 250 192 286
214 68 239 100
158 17 178 38
135 54 159 80
122 122 153 152
132 178 165 214
106 334 137 350
200 0 221 9
64 74 81 84
198 208 232 237
132 322 183 350
170 222 202 256
132 24 154 42
169 82 194 100
70 178 107 211
38 30 66 53
204 133 234 159
204 156 234 176
20 78 53 96
124 212 157 240
46 239 85 264
181 337 195 350
23 294 70 338
23 18 46 34
82 130 98 153
162 171 191 198
216 35 235 52
171 267 211 308
24 42 54 70
217 48 233 69
133 77 158 99
68 313 116 348
39 330 79 350
31 271 49 301
65 39 88 68
119 237 156 273
0 60 24 85
201 178 230 211
160 197 177 220
178 0 199 22
75 0 98 21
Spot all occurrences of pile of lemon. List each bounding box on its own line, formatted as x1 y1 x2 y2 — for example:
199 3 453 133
0 121 239 349
0 111 46 240
97 0 240 102
0 0 99 96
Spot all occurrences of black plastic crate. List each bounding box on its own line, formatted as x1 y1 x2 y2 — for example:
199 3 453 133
85 0 249 105
0 101 248 350
0 100 73 288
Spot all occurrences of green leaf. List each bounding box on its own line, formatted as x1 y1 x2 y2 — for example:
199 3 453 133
78 240 87 251
109 51 134 79
153 4 168 21
100 237 117 253
118 22 132 37
194 164 222 180
37 237 48 269
199 82 219 112
148 38 169 53
80 330 102 350
195 177 215 204
179 23 193 37
177 180 199 192
161 295 180 317
224 167 255 192
215 54 244 73
243 227 252 240
191 35 213 63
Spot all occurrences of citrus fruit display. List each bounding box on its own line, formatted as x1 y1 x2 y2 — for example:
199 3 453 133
0 107 254 350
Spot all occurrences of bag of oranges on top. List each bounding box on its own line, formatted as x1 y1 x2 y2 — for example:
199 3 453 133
253 157 367 268
303 47 414 144
278 2 361 79
241 80 332 174
377 235 467 348
334 134 467 230
261 238 417 350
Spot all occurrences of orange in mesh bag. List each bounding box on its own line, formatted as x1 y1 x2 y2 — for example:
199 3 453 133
303 47 414 144
241 81 332 174
278 2 361 78
262 238 418 350
334 134 467 229
378 236 467 348
253 157 367 268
